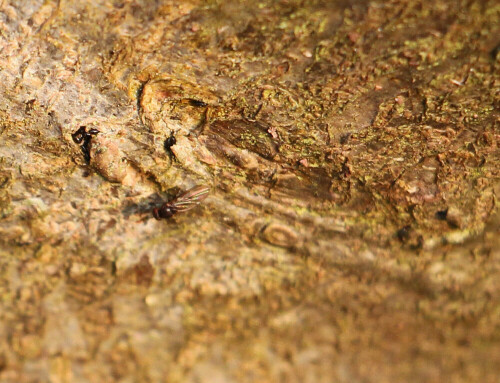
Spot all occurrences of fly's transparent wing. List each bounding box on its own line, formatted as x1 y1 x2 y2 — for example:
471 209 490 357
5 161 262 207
170 185 210 212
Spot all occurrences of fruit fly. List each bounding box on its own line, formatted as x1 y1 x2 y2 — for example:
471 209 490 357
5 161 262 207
153 185 210 220
72 126 99 163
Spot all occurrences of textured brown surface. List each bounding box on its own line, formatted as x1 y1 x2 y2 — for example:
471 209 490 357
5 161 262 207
0 1 499 382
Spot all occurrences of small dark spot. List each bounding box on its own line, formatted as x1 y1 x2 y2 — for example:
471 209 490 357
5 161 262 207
110 260 117 276
72 126 87 144
81 135 93 163
340 132 352 144
491 42 500 60
435 209 448 220
164 134 176 150
72 126 99 163
136 81 146 125
397 225 411 242
164 134 177 160
187 99 208 107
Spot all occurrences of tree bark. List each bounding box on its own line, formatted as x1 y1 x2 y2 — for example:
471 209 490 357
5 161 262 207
0 1 499 382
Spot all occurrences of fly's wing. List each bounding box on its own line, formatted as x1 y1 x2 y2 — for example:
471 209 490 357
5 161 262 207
170 185 210 212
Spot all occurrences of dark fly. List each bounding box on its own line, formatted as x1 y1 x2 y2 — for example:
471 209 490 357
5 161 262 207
153 185 210 220
136 81 146 126
186 98 208 107
164 133 176 152
72 126 99 163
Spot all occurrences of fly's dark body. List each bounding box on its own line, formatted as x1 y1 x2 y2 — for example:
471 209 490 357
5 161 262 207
163 134 177 161
186 98 208 107
164 134 176 154
72 126 99 163
152 204 176 220
153 185 210 220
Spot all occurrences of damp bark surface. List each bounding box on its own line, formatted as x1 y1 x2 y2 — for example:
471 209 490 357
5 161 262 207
0 1 499 382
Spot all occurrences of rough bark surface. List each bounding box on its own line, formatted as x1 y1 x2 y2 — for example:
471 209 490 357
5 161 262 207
0 0 499 382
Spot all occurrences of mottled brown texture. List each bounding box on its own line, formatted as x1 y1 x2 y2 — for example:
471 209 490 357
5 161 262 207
0 0 499 382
